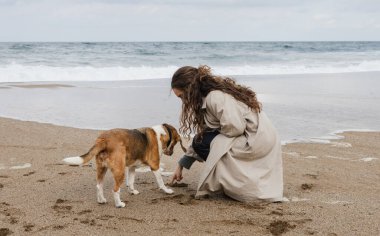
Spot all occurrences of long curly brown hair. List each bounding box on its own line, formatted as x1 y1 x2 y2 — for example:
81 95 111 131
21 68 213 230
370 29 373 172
171 65 261 137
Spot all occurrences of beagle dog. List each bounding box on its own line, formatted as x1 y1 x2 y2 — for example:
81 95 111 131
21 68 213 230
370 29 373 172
63 123 186 208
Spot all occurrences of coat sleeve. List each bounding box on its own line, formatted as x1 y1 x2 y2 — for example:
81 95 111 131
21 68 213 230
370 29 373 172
206 91 246 137
178 145 204 169
178 155 196 169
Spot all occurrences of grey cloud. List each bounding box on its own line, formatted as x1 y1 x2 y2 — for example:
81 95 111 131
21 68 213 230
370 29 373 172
0 0 379 41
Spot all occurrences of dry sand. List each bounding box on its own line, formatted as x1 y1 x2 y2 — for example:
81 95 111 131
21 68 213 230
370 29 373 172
0 117 379 235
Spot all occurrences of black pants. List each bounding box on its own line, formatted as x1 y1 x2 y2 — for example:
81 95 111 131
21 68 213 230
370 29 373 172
192 129 220 161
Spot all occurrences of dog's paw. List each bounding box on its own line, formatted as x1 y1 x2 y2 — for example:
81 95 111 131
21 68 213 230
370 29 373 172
97 197 107 204
161 187 174 194
115 202 126 208
128 189 140 195
131 190 140 195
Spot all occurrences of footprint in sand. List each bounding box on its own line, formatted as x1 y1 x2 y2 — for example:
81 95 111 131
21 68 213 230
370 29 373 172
0 203 26 230
52 205 72 213
55 199 67 204
97 215 114 220
79 219 96 226
77 209 92 215
270 210 284 216
202 219 256 226
52 199 73 214
301 183 314 190
118 216 144 223
0 228 13 236
52 225 66 230
9 217 18 224
167 182 189 188
35 224 67 233
23 171 36 176
150 194 196 205
23 223 35 232
267 220 296 236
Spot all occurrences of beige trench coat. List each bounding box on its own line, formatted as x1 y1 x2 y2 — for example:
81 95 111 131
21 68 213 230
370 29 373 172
191 90 283 202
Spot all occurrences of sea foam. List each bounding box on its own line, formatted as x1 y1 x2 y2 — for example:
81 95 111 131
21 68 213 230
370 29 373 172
2 61 380 83
0 63 178 82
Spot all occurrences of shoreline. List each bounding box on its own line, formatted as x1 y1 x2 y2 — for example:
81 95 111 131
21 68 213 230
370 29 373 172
281 128 380 145
1 69 380 83
0 116 379 235
1 115 380 145
1 71 380 142
2 71 380 142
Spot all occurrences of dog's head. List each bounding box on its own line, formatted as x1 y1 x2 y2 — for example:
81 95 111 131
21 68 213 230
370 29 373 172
161 123 187 156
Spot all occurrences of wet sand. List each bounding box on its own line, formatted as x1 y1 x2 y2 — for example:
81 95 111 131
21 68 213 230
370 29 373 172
1 71 380 141
0 117 379 235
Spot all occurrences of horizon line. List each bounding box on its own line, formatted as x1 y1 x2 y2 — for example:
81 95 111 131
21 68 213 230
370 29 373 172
1 40 380 43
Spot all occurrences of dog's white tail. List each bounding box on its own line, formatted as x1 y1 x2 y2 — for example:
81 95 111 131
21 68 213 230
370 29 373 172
62 139 107 166
62 156 84 165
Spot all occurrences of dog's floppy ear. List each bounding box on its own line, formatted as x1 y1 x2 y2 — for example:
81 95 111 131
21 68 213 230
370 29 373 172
163 123 187 153
176 133 187 153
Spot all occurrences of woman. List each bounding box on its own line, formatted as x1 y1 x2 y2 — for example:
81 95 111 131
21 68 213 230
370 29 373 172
170 65 283 202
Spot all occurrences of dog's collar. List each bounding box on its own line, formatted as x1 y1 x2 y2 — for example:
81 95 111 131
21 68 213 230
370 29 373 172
162 124 172 147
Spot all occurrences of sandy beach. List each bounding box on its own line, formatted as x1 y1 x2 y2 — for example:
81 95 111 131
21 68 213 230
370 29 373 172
0 117 379 235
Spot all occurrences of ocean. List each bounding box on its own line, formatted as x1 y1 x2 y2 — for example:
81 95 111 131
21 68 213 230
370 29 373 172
0 41 380 142
1 42 380 82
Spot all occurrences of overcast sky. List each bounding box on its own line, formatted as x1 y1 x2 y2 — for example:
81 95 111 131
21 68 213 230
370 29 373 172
0 0 380 42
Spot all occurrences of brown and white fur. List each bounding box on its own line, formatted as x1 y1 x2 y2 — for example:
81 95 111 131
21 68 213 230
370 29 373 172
62 123 186 208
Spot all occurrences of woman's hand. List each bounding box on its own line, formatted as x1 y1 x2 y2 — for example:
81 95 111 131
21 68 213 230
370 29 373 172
170 164 183 184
